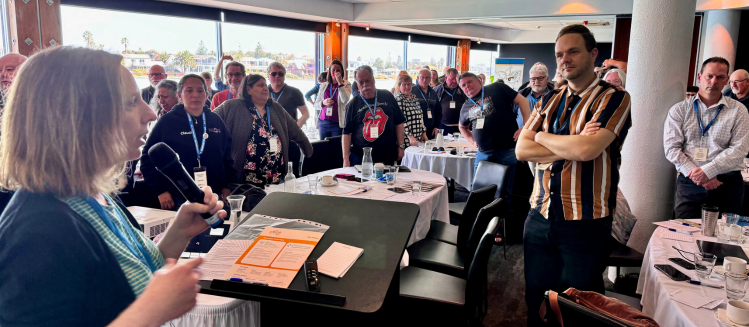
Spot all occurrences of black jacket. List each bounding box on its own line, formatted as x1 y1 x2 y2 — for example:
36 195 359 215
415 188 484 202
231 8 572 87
141 86 155 104
140 104 238 198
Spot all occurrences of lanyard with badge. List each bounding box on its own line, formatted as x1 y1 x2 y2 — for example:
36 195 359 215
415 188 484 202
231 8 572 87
86 195 157 272
360 92 379 139
552 95 582 135
255 105 279 154
444 87 458 109
186 111 209 189
468 87 486 129
417 86 433 119
271 85 286 102
326 83 338 117
693 101 724 162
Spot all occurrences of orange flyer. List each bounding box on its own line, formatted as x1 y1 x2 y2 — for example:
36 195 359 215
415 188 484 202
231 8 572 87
222 227 324 288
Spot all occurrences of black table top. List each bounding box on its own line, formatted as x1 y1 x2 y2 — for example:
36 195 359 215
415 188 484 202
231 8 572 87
199 192 420 313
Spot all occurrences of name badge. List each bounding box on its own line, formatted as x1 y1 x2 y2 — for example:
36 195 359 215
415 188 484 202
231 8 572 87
476 118 485 129
370 126 379 139
269 135 279 153
694 147 708 161
193 167 208 189
326 107 333 116
427 111 432 119
449 101 456 109
536 163 552 171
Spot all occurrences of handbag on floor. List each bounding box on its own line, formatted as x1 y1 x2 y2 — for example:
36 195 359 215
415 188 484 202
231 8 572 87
541 288 659 327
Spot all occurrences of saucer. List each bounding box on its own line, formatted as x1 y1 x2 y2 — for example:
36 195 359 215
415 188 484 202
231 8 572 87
320 180 338 187
716 309 749 327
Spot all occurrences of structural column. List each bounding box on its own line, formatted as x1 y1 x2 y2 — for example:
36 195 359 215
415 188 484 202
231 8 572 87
698 10 741 79
620 0 696 253
324 22 348 78
7 0 62 56
455 39 470 73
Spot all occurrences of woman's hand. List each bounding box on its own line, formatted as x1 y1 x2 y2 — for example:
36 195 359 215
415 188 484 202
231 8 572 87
172 186 226 240
579 121 601 136
334 72 344 85
408 135 419 146
420 133 428 142
110 258 203 327
158 192 174 210
322 98 334 106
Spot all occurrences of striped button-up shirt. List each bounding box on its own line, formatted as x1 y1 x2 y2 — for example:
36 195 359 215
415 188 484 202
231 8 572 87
524 77 632 220
663 95 749 179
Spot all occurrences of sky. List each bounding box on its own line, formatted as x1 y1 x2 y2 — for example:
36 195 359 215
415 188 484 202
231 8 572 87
61 5 495 66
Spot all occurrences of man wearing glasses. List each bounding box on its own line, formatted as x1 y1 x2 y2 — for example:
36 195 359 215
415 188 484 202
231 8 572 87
210 61 246 110
723 69 749 110
664 57 749 219
141 65 167 104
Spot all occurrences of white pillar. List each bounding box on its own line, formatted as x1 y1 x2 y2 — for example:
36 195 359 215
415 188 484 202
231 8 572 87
620 0 696 253
699 10 741 77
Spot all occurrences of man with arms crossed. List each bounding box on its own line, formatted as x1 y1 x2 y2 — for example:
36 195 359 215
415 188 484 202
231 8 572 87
516 25 632 327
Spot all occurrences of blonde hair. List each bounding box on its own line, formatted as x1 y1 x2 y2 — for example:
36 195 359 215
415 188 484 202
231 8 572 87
0 47 129 197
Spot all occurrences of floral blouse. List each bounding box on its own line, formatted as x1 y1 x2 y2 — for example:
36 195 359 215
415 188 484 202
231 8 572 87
396 93 426 146
243 108 283 187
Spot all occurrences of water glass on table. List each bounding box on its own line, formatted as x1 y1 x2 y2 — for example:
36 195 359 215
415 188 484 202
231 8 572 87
694 252 717 280
385 172 395 186
307 174 318 193
717 220 731 243
453 132 460 141
226 195 246 230
457 146 465 157
726 272 749 300
392 161 400 181
410 181 422 196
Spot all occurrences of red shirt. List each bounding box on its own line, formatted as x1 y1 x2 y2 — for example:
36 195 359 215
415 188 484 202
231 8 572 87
210 89 238 110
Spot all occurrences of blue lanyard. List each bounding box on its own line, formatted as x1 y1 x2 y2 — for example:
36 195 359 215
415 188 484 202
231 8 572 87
468 87 485 111
186 110 206 165
416 86 431 110
553 95 582 134
693 101 724 136
444 87 457 100
228 90 231 100
329 83 339 100
360 92 378 119
254 105 272 132
271 85 286 102
85 195 156 272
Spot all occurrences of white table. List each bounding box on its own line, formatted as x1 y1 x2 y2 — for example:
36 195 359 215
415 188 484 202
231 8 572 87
401 142 476 191
637 221 748 327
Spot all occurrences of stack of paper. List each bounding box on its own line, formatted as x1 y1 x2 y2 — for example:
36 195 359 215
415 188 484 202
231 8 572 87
317 242 364 279
660 229 694 242
670 290 722 309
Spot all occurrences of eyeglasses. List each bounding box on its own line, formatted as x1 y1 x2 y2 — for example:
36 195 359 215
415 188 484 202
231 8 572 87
148 73 167 78
730 78 748 85
226 73 244 78
530 77 546 82
270 72 285 77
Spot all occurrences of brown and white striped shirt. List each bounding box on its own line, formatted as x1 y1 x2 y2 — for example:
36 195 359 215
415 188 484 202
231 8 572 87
523 77 632 220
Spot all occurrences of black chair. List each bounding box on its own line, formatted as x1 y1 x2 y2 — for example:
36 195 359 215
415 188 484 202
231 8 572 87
432 184 497 245
606 237 644 281
449 161 508 220
300 139 330 176
408 192 502 278
445 176 456 203
400 217 499 326
324 135 344 170
542 291 640 327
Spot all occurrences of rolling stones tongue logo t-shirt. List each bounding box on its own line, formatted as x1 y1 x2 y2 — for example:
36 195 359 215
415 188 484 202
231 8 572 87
343 90 406 164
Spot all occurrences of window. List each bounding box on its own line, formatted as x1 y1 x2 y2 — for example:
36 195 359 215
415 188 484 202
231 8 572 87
61 5 217 90
469 49 498 85
222 23 318 96
407 42 449 79
348 36 405 91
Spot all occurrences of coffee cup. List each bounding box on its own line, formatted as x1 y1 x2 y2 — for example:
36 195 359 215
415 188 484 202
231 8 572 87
321 175 335 185
728 300 749 325
724 257 748 276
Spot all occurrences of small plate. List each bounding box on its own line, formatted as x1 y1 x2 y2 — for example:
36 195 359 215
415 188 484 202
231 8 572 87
716 308 749 327
320 180 338 187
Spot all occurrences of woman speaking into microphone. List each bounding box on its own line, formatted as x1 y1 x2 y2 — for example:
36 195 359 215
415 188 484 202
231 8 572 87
0 47 226 326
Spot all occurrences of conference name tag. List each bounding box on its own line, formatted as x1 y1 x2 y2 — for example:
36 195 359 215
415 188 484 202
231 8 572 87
449 101 456 109
694 147 708 161
536 163 552 171
476 118 485 129
427 111 432 119
193 167 208 189
269 136 279 153
326 107 333 116
370 126 379 139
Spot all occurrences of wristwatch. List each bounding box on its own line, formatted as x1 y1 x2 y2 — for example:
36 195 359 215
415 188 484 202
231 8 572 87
398 143 406 149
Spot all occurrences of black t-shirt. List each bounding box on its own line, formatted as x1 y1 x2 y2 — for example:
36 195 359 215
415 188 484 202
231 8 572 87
459 83 519 153
437 84 466 125
723 89 749 113
269 84 305 120
343 90 406 163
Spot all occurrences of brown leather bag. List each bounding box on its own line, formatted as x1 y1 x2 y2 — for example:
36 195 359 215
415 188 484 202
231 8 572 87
541 288 659 327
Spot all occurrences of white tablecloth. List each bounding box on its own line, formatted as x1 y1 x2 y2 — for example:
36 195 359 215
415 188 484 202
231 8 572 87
171 294 260 327
636 221 749 327
401 145 476 190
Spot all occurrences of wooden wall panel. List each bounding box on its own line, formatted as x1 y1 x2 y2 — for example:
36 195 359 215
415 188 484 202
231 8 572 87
12 0 41 56
5 0 62 56
455 39 470 73
38 0 62 49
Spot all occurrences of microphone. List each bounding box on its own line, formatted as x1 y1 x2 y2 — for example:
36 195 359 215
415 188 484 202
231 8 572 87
148 142 223 228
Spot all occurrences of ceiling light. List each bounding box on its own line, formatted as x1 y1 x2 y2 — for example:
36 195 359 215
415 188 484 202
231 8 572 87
335 21 341 27
366 25 370 31
477 39 481 44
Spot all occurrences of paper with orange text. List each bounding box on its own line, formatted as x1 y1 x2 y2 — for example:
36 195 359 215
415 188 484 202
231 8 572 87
222 227 324 288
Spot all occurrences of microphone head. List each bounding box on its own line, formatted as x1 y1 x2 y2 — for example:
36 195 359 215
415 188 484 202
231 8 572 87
148 142 180 170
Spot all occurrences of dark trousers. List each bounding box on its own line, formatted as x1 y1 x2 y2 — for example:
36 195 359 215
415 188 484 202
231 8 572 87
523 209 613 327
674 171 744 219
319 119 342 140
474 148 517 205
439 124 457 135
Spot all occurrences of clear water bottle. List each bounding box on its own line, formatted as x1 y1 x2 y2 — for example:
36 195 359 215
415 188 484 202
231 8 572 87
284 162 296 193
361 147 374 181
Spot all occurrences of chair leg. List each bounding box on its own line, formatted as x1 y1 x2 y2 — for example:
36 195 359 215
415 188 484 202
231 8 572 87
502 218 507 260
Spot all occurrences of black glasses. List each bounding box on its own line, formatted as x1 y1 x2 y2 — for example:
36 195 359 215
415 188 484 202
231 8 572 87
270 72 285 77
530 77 546 82
730 78 748 85
148 73 167 78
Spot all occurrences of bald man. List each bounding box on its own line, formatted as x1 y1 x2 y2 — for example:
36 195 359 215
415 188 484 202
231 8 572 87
724 69 749 111
141 65 167 104
0 53 27 108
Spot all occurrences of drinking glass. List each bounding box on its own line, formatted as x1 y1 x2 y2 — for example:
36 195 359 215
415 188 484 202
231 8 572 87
717 220 731 243
457 146 465 157
226 195 246 230
694 252 717 280
726 273 749 300
392 162 400 181
453 132 461 141
731 224 744 243
307 174 317 193
385 173 395 186
739 226 749 248
425 140 434 152
411 181 422 196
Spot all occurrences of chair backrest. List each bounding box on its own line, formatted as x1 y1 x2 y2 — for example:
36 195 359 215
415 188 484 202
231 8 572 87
464 217 499 325
463 197 505 262
456 184 497 252
324 135 344 170
300 139 330 176
543 291 636 327
472 161 508 200
445 176 456 203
